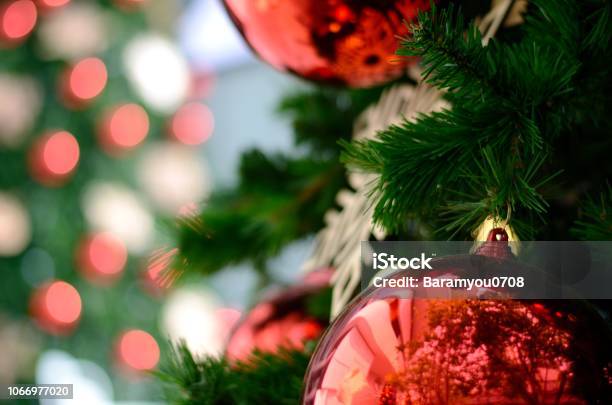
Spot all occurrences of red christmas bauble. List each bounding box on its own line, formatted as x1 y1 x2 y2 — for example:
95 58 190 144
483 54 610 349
303 245 612 403
222 0 431 88
226 269 333 361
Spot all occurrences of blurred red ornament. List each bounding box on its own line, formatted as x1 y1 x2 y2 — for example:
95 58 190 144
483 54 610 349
0 0 37 46
216 307 242 337
303 235 612 404
115 329 160 372
169 102 214 145
76 232 128 285
30 280 82 335
60 57 107 108
36 0 70 10
28 130 80 187
98 103 149 154
222 0 431 88
226 269 333 361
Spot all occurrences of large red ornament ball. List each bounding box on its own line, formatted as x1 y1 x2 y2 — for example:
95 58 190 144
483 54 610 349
226 269 333 361
222 0 431 88
303 245 612 403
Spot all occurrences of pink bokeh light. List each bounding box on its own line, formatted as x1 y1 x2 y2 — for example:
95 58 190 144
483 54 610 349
30 280 82 335
116 329 160 372
99 103 149 154
0 1 37 44
29 130 80 186
170 102 214 145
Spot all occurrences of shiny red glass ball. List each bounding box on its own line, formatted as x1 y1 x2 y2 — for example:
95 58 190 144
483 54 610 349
226 269 333 361
222 0 431 88
303 257 612 404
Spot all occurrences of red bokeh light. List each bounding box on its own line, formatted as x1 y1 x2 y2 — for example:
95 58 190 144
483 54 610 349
0 0 37 45
30 280 82 335
77 233 128 285
116 329 160 371
98 103 149 154
36 0 70 10
61 57 107 107
169 102 214 145
333 5 354 23
29 130 80 187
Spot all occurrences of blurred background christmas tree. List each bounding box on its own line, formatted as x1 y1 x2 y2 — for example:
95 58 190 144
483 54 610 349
0 0 320 402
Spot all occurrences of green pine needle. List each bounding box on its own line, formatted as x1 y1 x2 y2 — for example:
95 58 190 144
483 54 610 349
343 0 611 239
157 343 313 405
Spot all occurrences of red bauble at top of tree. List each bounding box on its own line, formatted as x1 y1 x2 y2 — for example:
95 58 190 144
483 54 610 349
222 0 432 88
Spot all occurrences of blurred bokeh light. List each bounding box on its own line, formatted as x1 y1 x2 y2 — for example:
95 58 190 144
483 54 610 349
82 181 154 254
161 287 241 357
116 329 160 372
30 281 82 335
37 2 107 60
29 130 80 186
98 103 150 154
0 74 41 147
123 33 190 113
0 0 37 45
37 0 71 10
0 193 31 257
137 142 211 215
170 102 214 145
61 57 108 107
76 233 128 285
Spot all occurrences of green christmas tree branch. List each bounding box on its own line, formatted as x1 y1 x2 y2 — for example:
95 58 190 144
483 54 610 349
175 86 387 276
573 184 612 240
157 343 312 405
343 0 611 239
178 150 346 275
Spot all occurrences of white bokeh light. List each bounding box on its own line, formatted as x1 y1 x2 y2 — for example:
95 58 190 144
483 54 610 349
123 33 190 113
0 192 31 257
36 350 113 405
137 142 211 215
82 181 154 254
161 288 240 358
37 3 108 60
0 74 41 148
